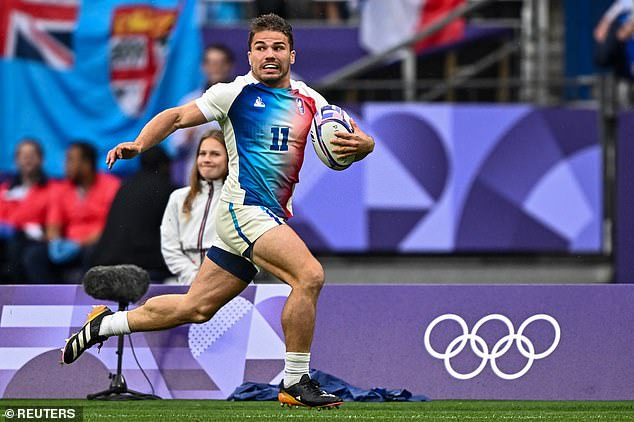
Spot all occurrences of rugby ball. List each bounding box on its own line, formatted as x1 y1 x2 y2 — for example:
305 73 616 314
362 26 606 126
310 105 355 171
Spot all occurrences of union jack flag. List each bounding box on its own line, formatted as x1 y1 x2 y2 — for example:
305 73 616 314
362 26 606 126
0 0 79 69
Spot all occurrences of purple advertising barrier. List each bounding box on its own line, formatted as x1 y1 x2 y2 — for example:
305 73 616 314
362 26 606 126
0 284 632 400
290 105 602 254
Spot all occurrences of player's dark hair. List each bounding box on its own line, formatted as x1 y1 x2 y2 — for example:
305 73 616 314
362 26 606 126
69 141 97 171
205 43 235 64
10 138 47 188
183 130 227 218
248 13 294 51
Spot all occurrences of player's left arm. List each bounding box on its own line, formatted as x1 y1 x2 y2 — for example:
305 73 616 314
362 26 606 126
331 118 375 162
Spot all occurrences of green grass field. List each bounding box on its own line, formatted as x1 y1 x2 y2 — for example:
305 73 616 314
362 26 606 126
2 400 634 421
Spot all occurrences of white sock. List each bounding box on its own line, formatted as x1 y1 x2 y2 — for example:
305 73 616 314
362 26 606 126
98 311 131 337
284 352 310 388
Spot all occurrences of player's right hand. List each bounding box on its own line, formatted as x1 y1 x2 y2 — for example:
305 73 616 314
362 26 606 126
106 142 143 169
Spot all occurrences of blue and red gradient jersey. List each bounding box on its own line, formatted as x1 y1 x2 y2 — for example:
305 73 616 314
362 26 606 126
195 72 328 219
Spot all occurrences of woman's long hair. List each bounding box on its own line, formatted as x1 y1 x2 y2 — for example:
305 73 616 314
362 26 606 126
182 130 227 217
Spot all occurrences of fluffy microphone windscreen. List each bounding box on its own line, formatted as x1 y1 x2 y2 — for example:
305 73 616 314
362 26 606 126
83 265 150 304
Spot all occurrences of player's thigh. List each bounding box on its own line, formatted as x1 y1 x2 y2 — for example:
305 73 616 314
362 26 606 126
252 224 323 289
184 257 248 317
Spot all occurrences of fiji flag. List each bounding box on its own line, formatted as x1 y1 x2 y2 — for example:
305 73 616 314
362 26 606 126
0 0 202 177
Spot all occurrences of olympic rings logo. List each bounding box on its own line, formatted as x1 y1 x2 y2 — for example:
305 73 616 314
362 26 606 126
424 314 560 380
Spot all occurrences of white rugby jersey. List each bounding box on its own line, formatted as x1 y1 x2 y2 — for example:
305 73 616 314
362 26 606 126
195 72 328 219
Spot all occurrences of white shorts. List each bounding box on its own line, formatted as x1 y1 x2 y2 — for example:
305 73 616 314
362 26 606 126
206 201 286 282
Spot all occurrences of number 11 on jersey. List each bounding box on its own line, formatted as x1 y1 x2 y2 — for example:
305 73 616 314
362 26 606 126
270 126 289 151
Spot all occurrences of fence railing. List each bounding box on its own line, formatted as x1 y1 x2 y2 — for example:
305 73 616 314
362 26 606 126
317 0 497 101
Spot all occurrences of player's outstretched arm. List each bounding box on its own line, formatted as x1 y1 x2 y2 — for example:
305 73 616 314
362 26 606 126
331 118 375 162
106 101 208 169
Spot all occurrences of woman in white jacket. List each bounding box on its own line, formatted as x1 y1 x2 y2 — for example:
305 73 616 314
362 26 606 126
161 130 228 285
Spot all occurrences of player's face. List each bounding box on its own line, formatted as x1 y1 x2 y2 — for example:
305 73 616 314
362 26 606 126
16 143 41 177
248 30 295 88
197 137 228 182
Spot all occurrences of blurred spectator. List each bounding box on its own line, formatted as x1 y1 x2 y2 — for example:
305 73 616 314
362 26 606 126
23 142 120 284
256 0 287 17
314 1 350 23
594 0 634 79
170 44 235 186
161 131 228 285
256 0 350 21
91 147 174 281
0 139 53 283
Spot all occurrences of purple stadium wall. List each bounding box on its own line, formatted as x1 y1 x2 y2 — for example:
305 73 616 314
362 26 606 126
291 105 603 253
1 284 633 400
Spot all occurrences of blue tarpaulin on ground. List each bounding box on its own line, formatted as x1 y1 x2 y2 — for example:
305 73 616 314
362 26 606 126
227 369 429 402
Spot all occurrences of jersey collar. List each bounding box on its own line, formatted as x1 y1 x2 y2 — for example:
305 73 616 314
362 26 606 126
246 71 295 90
